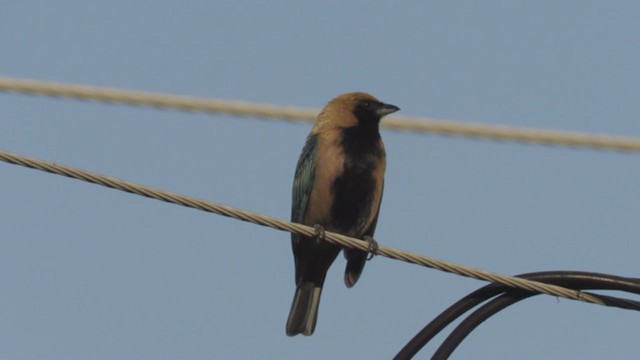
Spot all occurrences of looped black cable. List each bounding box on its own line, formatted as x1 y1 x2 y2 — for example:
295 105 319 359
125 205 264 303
394 271 640 359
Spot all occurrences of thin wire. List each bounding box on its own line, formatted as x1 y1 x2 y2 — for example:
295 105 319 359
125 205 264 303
2 149 637 311
2 76 640 152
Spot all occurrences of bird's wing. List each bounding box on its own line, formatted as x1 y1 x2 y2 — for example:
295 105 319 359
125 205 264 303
291 134 318 225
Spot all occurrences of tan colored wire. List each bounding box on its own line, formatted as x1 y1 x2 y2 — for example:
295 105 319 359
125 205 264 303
1 76 640 152
1 149 628 309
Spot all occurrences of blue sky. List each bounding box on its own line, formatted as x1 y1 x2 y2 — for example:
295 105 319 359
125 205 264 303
2 1 639 359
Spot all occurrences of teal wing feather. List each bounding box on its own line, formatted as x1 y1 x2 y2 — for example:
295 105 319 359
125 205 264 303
291 134 318 225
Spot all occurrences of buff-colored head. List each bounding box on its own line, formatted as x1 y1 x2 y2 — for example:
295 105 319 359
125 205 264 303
312 92 399 133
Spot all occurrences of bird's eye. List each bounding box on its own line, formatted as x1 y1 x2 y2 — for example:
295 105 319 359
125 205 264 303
362 100 371 108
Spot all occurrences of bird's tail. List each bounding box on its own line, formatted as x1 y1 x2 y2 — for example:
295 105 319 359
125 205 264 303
286 282 322 336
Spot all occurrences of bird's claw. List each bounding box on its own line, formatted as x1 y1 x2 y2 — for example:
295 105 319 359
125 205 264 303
313 224 326 244
363 235 379 260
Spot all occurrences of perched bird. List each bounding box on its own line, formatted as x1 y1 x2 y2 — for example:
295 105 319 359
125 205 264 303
286 92 399 336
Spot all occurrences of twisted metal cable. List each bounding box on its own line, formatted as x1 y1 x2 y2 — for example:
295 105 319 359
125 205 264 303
2 76 640 152
2 149 638 311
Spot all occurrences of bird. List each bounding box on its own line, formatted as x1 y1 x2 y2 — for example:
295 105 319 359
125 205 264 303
286 92 399 336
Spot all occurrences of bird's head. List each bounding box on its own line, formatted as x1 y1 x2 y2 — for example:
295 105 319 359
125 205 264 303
314 92 399 132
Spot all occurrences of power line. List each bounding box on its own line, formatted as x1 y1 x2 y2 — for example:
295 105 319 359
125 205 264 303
2 148 638 312
2 76 640 152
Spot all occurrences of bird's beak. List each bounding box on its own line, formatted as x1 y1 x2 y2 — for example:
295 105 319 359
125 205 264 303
377 103 400 117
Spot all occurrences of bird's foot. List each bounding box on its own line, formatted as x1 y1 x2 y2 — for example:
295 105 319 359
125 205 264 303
313 224 326 245
363 235 379 260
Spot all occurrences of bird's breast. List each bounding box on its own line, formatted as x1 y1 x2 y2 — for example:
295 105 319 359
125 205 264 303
329 147 384 235
304 127 386 236
331 126 386 235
